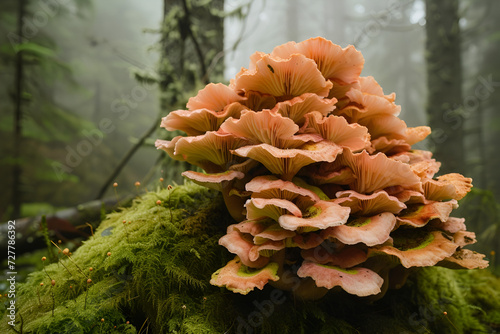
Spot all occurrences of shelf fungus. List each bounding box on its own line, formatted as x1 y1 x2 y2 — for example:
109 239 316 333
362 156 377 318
157 37 487 300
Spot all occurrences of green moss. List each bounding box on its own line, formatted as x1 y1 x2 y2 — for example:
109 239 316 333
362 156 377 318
392 229 435 251
1 183 499 334
317 264 359 275
346 217 371 228
237 262 280 278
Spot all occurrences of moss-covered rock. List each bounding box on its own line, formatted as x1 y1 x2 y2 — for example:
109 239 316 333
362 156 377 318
1 184 499 333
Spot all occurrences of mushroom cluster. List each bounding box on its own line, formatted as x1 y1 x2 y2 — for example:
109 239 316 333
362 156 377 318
156 37 488 299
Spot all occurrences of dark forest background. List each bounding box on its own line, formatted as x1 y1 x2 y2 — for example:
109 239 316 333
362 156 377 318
1 0 499 263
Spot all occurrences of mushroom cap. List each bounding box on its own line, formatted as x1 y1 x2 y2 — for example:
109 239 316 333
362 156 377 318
219 230 270 268
423 173 473 201
302 111 370 151
241 90 277 111
161 102 248 136
228 219 272 235
182 170 244 192
246 175 321 203
289 232 325 249
278 200 351 232
356 114 407 141
245 197 302 221
397 201 456 228
321 212 397 246
297 261 384 297
429 217 466 234
335 149 422 194
233 141 343 180
452 230 477 247
270 37 364 84
302 164 356 186
186 83 245 111
371 230 458 268
233 53 333 100
368 137 410 155
210 256 280 295
357 76 395 102
344 82 401 119
155 137 181 161
437 249 489 270
385 188 428 205
172 131 249 173
271 93 336 126
335 190 406 216
405 126 431 146
220 109 322 149
301 245 368 268
253 223 296 244
249 240 286 260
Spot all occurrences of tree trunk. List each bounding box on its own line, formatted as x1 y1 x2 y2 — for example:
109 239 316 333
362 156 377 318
158 0 225 184
11 0 25 218
425 0 465 175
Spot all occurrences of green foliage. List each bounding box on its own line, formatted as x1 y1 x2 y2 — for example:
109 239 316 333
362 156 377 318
408 267 500 333
456 188 500 270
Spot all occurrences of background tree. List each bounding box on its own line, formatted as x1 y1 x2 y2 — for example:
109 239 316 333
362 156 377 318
0 0 94 219
154 0 226 184
424 0 465 175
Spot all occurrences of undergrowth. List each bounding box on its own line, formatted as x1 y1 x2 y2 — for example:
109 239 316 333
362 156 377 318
1 183 499 333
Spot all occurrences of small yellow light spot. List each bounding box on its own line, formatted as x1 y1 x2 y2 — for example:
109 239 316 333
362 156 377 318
63 248 70 255
40 283 44 287
58 240 62 244
113 182 118 187
42 257 46 261
491 250 496 256
89 267 93 271
87 278 92 284
160 177 164 182
134 181 141 187
101 318 104 322
107 252 111 257
443 311 448 315
181 305 187 310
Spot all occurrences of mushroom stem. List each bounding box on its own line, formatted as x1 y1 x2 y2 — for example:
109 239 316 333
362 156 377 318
222 186 246 222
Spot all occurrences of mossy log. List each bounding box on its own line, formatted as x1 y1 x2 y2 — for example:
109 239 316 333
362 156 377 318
2 184 499 333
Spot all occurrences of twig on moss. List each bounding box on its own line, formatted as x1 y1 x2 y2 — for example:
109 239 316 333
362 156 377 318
84 278 92 310
138 317 149 334
40 216 56 262
37 283 43 307
123 220 130 243
85 222 94 237
50 240 88 279
50 280 55 316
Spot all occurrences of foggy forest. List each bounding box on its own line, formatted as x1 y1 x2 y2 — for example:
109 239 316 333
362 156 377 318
1 0 500 333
